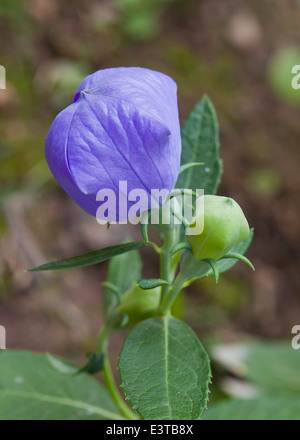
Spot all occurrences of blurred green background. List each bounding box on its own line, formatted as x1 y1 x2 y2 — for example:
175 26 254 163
0 0 300 404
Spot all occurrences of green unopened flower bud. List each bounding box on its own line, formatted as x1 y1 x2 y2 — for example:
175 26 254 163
116 286 161 327
187 195 250 262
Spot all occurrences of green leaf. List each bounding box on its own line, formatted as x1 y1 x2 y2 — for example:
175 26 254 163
0 351 123 420
138 279 170 290
244 343 300 396
176 96 223 194
28 241 146 272
119 316 211 420
204 398 300 421
212 342 300 397
246 343 300 396
104 240 143 314
47 352 104 376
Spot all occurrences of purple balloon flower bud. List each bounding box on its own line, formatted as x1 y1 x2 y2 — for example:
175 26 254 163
45 67 182 221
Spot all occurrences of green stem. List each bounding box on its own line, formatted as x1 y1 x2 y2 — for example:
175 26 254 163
160 229 176 305
148 241 162 255
159 273 187 316
98 327 138 420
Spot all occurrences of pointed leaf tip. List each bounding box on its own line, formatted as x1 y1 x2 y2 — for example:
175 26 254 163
222 252 255 271
204 259 220 283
